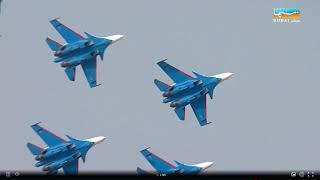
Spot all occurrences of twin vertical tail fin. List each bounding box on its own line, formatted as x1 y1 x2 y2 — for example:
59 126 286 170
26 142 43 155
174 107 185 120
192 71 217 99
65 67 76 81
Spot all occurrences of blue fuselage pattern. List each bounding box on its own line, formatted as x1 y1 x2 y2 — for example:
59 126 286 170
158 166 202 175
54 38 111 67
163 78 220 107
35 141 93 172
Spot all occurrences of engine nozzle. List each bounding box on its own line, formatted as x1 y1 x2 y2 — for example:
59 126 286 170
35 154 43 161
42 165 51 171
61 61 71 68
54 50 62 57
162 92 171 97
67 143 75 149
91 50 99 57
193 80 202 86
85 41 94 47
170 102 179 107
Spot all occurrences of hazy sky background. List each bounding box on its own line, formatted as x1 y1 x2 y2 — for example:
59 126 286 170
0 0 319 174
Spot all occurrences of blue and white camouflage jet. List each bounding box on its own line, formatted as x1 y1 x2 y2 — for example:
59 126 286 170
46 18 123 88
154 60 233 126
26 122 106 175
137 147 213 175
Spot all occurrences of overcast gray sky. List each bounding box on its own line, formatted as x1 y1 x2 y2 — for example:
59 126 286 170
0 0 319 174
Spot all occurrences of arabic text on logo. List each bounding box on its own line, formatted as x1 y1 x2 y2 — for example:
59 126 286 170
273 8 301 23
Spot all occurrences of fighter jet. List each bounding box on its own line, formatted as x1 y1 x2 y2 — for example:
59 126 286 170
137 147 213 175
46 18 123 88
26 122 106 175
154 59 233 126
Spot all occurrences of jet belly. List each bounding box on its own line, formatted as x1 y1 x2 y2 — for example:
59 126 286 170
42 152 81 172
163 84 203 103
55 44 94 63
163 80 202 97
170 88 208 108
54 40 94 57
60 49 99 68
35 143 75 161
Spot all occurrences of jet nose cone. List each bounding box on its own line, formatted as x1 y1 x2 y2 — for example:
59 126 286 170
195 162 213 170
105 35 124 44
86 136 106 146
214 72 233 82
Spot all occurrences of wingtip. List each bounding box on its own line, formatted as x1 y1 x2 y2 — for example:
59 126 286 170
199 120 212 127
89 83 101 88
204 122 212 126
157 59 168 64
31 121 42 127
142 146 151 151
153 79 160 85
50 17 61 22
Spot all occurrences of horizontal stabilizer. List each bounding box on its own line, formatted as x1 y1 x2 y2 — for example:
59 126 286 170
154 79 170 92
46 37 62 51
26 142 43 155
65 67 76 81
174 107 185 120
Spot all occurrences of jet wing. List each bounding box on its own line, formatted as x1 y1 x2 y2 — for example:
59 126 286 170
31 123 67 147
190 95 211 126
81 57 98 88
62 160 78 175
140 148 175 173
50 19 85 43
157 60 194 83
